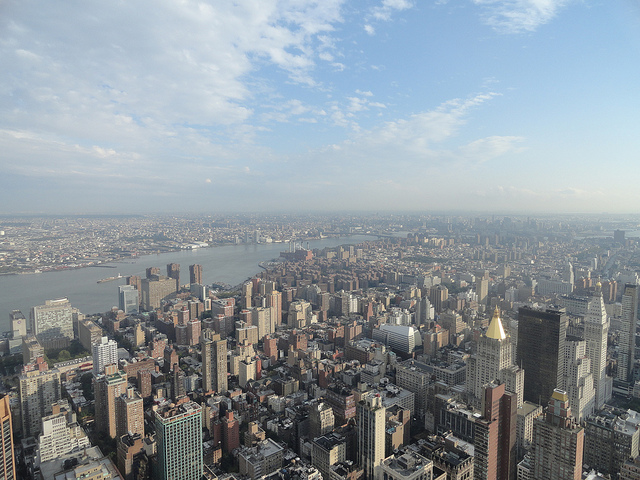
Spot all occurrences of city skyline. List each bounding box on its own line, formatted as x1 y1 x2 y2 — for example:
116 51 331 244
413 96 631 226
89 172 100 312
2 1 640 214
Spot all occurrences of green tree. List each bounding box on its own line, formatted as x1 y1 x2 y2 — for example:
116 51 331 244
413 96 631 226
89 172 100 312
58 350 71 362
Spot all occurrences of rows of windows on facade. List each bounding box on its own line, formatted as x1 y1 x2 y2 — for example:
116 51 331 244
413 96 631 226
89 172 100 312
6 260 640 480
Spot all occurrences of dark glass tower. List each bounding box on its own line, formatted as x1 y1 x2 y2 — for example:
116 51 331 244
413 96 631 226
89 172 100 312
516 306 567 405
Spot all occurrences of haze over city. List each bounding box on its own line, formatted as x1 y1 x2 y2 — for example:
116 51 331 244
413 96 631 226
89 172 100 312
2 1 640 214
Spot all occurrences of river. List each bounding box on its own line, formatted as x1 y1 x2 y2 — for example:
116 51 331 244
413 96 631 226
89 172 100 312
0 235 373 332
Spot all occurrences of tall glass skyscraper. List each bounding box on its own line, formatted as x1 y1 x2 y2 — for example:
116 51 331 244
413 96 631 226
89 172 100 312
155 401 202 480
517 306 567 405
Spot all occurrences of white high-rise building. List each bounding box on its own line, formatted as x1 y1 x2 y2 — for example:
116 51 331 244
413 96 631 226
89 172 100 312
30 298 74 341
562 338 595 421
357 391 386 480
92 336 118 375
617 284 638 382
37 401 90 464
585 284 613 408
466 308 524 408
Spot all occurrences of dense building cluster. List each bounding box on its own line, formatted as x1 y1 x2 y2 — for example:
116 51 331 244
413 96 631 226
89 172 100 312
2 214 640 479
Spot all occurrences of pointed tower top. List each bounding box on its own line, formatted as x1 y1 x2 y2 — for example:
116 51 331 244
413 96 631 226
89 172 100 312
485 307 507 340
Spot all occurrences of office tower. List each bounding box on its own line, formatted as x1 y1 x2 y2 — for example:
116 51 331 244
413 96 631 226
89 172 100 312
530 389 584 480
429 284 448 313
116 387 144 439
118 285 139 314
166 263 180 291
310 402 335 439
155 401 203 480
92 336 118 375
10 310 27 338
562 337 595 421
201 330 228 394
476 278 489 306
517 307 568 405
585 284 612 408
189 264 202 285
414 297 434 325
94 364 127 438
466 308 524 408
584 408 640 478
19 360 62 438
474 382 517 480
30 298 74 343
0 396 15 480
615 229 626 244
223 411 240 453
357 391 386 480
618 284 639 382
140 275 176 310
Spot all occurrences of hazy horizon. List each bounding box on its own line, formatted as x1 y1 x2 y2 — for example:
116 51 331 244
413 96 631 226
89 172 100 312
2 1 640 214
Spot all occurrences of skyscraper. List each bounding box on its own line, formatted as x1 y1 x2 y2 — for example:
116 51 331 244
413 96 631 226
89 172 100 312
155 401 203 480
473 382 517 480
118 285 139 314
167 263 180 291
584 283 612 408
0 396 15 480
141 275 176 311
618 284 638 382
92 336 118 375
562 337 595 421
201 330 228 394
466 308 524 408
357 391 386 480
19 359 61 438
189 264 202 285
94 364 127 438
517 306 567 405
530 389 584 480
476 278 489 306
116 386 144 439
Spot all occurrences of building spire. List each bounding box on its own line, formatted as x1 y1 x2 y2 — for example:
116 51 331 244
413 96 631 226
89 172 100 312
485 307 507 340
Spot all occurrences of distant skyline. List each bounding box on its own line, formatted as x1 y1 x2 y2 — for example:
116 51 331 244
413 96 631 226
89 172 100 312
2 1 640 214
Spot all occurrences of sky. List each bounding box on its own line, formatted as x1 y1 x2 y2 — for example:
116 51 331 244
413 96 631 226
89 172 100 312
1 0 640 215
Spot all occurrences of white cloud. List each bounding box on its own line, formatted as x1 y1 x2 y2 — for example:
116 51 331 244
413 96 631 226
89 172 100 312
472 0 567 33
364 24 376 35
371 0 414 21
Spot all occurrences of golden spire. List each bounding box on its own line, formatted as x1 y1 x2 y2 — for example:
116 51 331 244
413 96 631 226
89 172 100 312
485 307 507 340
